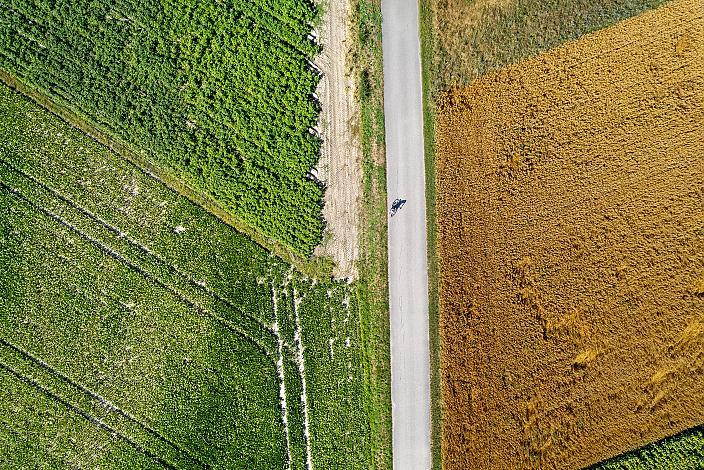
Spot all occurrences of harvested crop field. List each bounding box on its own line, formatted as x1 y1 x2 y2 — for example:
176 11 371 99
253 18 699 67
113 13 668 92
436 0 704 468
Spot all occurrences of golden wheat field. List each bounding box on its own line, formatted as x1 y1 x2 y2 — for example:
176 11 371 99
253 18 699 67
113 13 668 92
436 0 704 468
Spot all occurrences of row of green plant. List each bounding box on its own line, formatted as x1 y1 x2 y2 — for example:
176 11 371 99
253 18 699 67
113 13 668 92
0 83 374 468
0 366 161 469
593 425 703 469
0 185 285 468
0 0 325 254
416 0 443 467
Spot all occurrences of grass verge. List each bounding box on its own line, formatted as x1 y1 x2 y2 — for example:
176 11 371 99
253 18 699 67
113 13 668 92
418 1 443 469
353 0 392 467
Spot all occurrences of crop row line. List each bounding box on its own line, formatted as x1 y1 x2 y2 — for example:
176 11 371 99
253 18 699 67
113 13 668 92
1 159 274 334
292 287 314 470
0 161 280 343
272 286 295 470
0 337 208 468
0 360 174 469
0 181 310 464
271 283 319 470
0 180 277 358
1 170 311 465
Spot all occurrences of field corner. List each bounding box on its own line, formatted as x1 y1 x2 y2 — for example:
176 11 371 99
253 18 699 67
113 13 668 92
0 69 335 280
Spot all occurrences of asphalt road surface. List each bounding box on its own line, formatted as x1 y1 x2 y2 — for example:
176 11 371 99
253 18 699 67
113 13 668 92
381 1 432 468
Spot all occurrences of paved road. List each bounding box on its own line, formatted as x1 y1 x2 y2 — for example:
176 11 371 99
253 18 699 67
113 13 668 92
381 1 432 468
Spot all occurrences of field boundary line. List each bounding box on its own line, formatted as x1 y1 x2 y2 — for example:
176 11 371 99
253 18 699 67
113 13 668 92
0 361 175 469
0 70 333 279
0 180 277 358
0 337 208 468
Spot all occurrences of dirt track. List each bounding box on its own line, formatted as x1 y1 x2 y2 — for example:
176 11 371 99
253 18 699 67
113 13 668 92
436 0 704 467
314 0 362 279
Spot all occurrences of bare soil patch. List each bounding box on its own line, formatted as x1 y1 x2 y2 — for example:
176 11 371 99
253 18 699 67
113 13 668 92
436 1 704 468
314 0 363 279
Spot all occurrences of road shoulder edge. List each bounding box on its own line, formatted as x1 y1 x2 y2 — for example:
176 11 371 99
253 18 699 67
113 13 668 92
417 1 443 469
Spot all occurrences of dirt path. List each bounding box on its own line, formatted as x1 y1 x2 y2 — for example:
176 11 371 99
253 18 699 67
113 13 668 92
314 0 362 280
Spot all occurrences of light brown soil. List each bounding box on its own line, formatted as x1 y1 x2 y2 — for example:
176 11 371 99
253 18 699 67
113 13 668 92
436 0 704 468
314 0 362 279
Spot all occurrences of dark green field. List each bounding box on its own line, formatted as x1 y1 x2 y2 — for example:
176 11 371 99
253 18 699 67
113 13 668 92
0 0 324 254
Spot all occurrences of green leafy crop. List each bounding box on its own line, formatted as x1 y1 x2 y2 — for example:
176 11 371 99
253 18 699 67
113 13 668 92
0 0 325 254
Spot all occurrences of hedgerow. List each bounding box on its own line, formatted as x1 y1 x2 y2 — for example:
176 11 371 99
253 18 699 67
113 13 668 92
0 0 325 254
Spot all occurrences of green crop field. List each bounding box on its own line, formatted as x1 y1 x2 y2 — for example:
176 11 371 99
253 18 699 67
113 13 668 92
0 0 325 254
593 424 704 470
0 83 374 469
